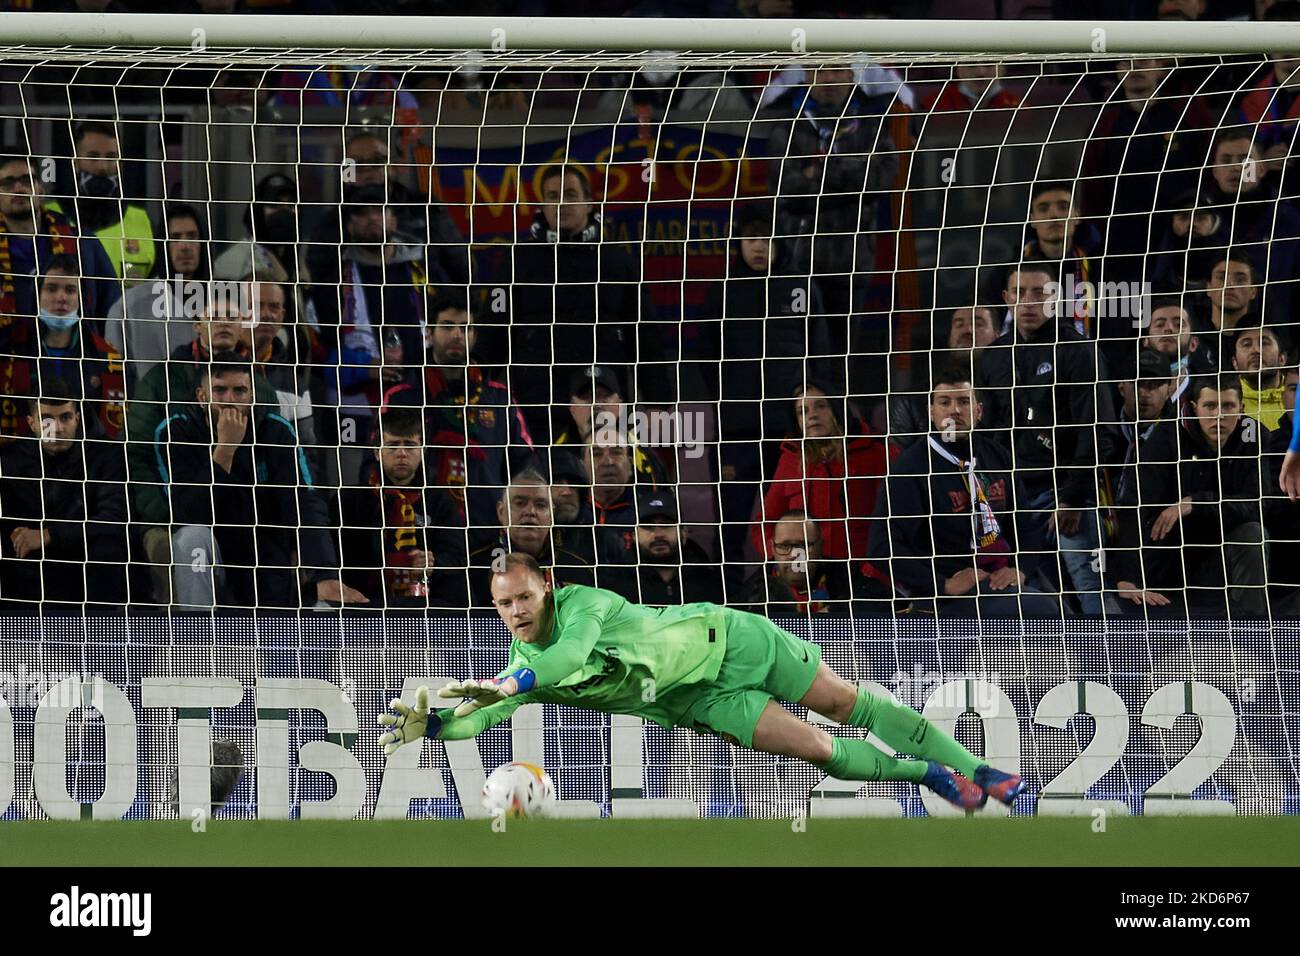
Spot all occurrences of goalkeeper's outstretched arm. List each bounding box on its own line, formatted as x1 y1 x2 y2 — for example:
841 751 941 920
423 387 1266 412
378 686 525 753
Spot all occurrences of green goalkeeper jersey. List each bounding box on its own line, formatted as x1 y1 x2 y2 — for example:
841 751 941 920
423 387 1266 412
433 585 730 740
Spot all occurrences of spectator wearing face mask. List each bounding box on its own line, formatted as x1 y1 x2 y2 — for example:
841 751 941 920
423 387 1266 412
921 62 1021 114
1140 295 1211 407
0 254 124 441
29 256 124 439
47 121 156 288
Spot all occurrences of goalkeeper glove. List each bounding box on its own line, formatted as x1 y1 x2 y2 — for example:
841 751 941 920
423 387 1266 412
377 686 442 755
437 678 514 718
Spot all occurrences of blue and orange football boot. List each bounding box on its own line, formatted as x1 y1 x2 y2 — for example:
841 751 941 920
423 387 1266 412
974 764 1027 807
921 761 988 810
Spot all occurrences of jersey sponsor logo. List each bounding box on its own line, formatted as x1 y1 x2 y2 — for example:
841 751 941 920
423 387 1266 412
1036 361 1053 376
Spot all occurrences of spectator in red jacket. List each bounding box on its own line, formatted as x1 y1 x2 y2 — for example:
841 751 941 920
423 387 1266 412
753 381 896 562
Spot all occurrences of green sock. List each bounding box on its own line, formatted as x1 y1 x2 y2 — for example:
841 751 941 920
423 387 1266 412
846 688 984 779
817 736 928 783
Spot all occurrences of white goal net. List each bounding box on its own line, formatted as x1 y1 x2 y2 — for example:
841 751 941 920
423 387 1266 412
0 14 1295 819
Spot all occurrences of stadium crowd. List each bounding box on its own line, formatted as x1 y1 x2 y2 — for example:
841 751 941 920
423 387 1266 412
4 0 1300 617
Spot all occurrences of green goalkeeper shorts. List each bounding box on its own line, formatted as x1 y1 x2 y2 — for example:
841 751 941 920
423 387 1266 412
677 608 822 749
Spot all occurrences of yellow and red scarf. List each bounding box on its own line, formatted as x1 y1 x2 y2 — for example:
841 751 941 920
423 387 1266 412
368 468 429 601
0 209 76 438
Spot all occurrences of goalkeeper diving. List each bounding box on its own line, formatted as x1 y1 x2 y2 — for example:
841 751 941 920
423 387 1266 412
378 553 1025 809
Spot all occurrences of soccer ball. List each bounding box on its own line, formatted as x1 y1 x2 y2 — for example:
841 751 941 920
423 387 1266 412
481 762 556 819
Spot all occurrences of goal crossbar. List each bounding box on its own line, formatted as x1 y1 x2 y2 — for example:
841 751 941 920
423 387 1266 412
2 13 1300 56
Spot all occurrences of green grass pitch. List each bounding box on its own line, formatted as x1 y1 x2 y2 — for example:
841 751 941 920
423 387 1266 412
1 817 1296 866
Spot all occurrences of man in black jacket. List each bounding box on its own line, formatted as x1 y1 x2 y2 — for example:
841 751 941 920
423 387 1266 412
975 264 1108 614
1107 349 1182 614
602 489 723 607
485 163 662 442
337 407 467 610
161 353 365 609
869 362 1058 618
0 378 127 608
1133 374 1268 614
